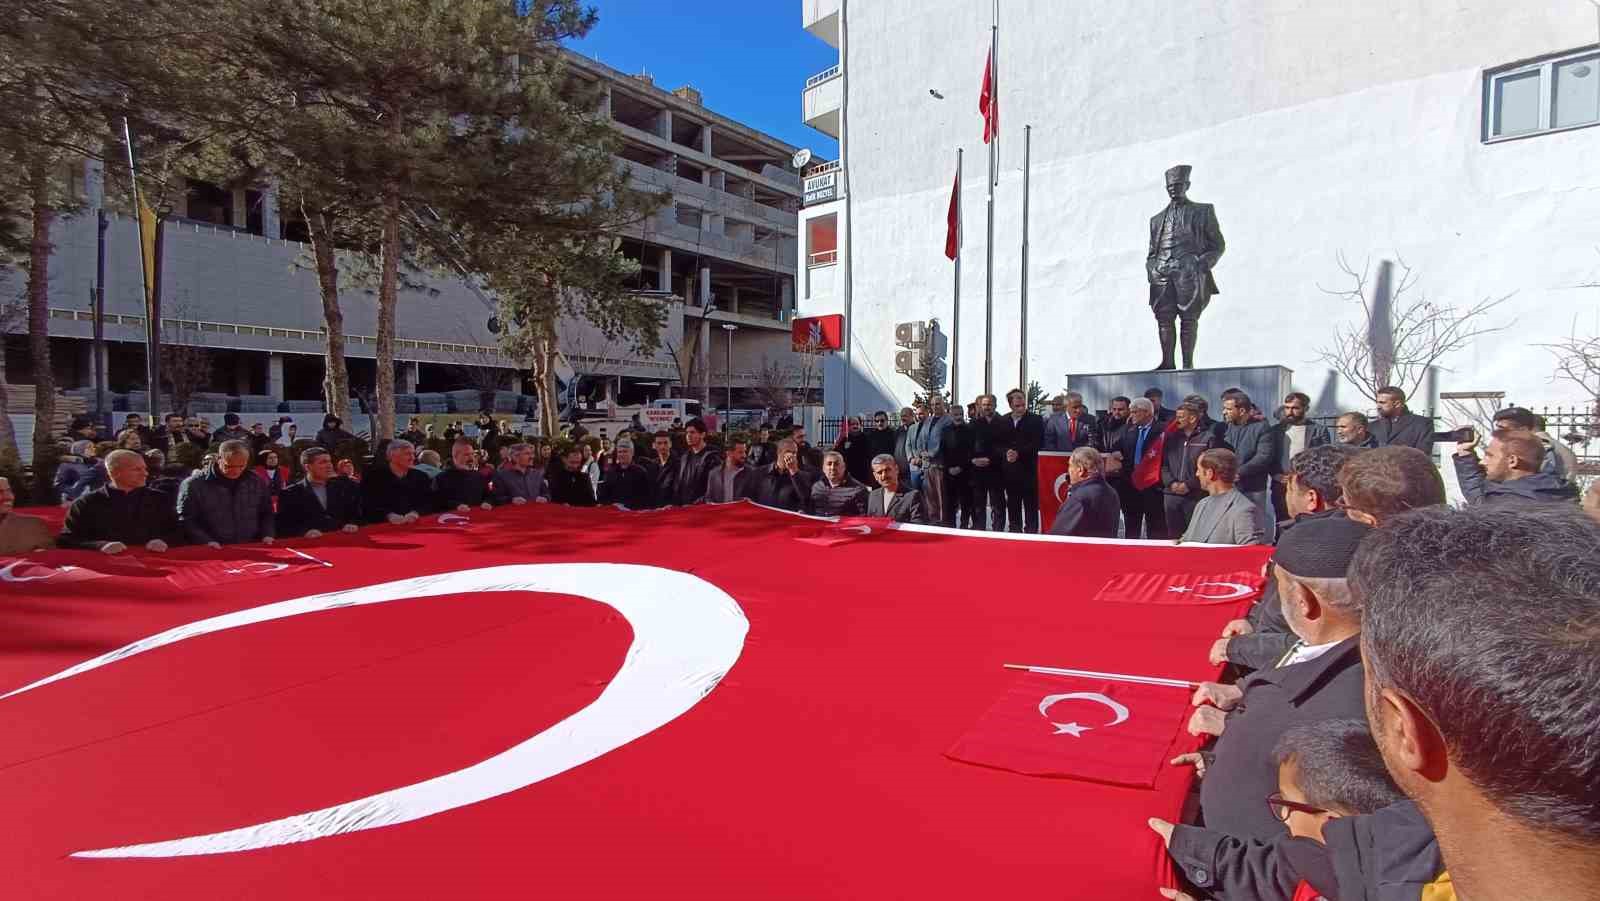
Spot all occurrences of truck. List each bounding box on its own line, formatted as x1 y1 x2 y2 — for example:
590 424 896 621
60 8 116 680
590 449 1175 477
641 398 704 430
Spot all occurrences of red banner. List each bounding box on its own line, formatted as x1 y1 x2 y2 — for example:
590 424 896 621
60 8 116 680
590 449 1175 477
1037 450 1072 528
791 314 843 352
0 502 1269 898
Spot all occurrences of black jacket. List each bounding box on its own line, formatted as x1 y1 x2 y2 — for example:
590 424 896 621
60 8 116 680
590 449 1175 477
59 486 181 550
943 422 974 473
546 467 597 506
1222 418 1279 492
176 464 275 545
1200 636 1367 841
1323 800 1448 901
1168 827 1339 901
1047 476 1120 538
433 467 489 511
360 465 435 522
1453 457 1578 508
1160 428 1219 496
598 463 653 509
969 416 1005 482
838 434 876 485
866 427 897 462
993 412 1045 484
1113 419 1164 487
866 486 928 523
670 446 723 506
315 427 358 450
1272 418 1333 472
641 454 677 508
753 466 818 513
1095 415 1130 456
811 477 870 516
1370 410 1434 452
704 464 761 504
276 477 363 537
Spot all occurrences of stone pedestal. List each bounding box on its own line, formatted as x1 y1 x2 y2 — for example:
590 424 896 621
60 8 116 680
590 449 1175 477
1065 364 1293 414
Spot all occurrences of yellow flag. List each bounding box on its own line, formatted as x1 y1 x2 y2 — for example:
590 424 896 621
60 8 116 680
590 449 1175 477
137 195 158 313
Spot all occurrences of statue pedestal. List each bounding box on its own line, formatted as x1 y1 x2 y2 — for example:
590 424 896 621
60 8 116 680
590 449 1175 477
1065 365 1293 413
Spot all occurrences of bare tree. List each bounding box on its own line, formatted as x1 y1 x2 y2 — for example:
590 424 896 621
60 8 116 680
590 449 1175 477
665 328 704 403
793 335 825 408
1315 253 1514 404
159 300 215 417
750 355 794 418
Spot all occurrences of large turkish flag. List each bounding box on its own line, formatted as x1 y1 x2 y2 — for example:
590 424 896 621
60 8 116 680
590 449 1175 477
0 502 1269 899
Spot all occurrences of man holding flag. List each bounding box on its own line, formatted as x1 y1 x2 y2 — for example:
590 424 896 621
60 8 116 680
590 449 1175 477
1108 397 1171 539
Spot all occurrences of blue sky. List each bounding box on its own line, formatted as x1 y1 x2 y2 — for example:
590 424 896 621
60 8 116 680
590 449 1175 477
567 1 839 157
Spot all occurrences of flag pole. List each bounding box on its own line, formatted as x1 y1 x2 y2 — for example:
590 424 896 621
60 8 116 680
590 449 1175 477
983 2 997 395
122 117 161 421
1019 123 1030 392
952 147 962 405
1004 663 1201 690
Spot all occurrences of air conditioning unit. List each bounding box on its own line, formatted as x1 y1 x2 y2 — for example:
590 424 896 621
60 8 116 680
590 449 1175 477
894 321 927 348
894 350 918 374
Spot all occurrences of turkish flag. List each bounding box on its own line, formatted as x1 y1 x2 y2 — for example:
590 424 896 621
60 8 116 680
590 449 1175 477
161 547 327 590
1133 419 1182 490
0 501 1270 898
791 516 885 547
979 47 998 143
944 166 961 260
1094 570 1267 606
947 672 1197 787
1037 451 1072 529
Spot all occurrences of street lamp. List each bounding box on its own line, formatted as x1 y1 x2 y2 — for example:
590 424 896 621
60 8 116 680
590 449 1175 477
720 323 738 432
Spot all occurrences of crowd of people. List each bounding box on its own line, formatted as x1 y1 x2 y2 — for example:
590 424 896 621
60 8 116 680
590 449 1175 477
1 389 1598 900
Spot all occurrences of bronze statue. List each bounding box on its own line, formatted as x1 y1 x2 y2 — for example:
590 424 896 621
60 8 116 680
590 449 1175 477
1146 164 1225 370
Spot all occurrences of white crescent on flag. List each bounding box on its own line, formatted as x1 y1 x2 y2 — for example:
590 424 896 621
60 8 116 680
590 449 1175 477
0 560 64 582
438 513 471 526
1038 691 1130 739
1052 472 1070 503
0 563 748 858
1165 581 1255 600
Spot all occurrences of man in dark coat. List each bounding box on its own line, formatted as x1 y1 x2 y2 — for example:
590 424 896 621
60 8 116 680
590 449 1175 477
58 449 181 553
891 407 915 482
598 440 653 509
1188 516 1370 841
837 418 876 486
1270 392 1333 521
1110 398 1166 539
360 439 434 524
1370 385 1434 452
1159 401 1218 536
432 439 493 512
546 446 597 506
811 450 870 516
489 443 547 506
866 453 928 523
752 439 817 513
669 419 721 506
968 395 1006 530
943 404 975 528
1047 448 1120 538
1453 430 1578 508
315 414 358 452
865 411 898 463
1221 391 1281 543
705 439 759 504
640 430 676 509
276 447 363 538
176 440 275 547
1146 164 1225 370
995 388 1045 533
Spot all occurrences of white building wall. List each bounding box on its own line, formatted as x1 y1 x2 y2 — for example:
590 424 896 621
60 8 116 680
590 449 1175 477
818 0 1600 416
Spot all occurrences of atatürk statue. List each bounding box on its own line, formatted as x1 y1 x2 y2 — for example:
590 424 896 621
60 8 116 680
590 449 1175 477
1146 164 1225 370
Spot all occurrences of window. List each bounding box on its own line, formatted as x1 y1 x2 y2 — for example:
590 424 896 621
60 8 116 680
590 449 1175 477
806 214 837 267
1485 46 1600 141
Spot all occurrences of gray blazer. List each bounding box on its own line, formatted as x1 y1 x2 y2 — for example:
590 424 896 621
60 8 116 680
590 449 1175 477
866 487 928 524
1182 488 1265 545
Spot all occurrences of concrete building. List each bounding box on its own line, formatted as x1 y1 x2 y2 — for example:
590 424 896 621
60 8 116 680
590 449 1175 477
797 0 1600 418
4 48 808 435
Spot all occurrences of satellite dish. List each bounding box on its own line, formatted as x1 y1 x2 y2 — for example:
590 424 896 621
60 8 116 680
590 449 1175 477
792 148 813 170
487 316 501 334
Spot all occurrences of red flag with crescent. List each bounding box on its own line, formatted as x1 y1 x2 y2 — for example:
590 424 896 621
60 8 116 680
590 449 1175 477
979 47 998 143
1132 419 1182 490
0 501 1269 898
944 166 961 260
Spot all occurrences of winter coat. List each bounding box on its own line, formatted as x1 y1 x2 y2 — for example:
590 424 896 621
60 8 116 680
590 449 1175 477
176 463 275 545
1222 418 1279 492
59 486 181 550
1454 456 1579 508
53 457 107 503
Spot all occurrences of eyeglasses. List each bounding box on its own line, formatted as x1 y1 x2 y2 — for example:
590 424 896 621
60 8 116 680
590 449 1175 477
1267 792 1331 822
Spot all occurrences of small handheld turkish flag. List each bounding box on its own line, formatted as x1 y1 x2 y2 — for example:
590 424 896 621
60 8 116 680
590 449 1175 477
947 672 1194 788
1093 571 1265 607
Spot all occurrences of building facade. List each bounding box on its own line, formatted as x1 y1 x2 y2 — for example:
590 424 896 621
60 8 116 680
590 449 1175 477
797 0 1600 418
5 48 808 433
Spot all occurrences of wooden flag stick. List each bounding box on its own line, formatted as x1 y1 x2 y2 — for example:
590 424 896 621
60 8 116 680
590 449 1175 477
1004 663 1201 690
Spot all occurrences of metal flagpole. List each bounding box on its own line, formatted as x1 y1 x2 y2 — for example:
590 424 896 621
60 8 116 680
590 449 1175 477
122 117 161 420
1019 124 1030 392
983 2 997 394
952 147 962 404
1004 663 1201 690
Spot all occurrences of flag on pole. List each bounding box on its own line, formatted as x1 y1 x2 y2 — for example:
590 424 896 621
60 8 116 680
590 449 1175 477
944 166 961 260
979 48 998 143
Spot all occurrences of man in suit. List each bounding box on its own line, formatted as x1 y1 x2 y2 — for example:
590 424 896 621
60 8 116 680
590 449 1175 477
968 394 1006 530
995 388 1045 533
1146 163 1225 370
942 404 974 528
1222 391 1281 543
1047 447 1120 538
1042 392 1097 452
920 397 954 525
1181 448 1265 545
277 447 363 538
1109 397 1166 539
867 453 928 524
1370 385 1434 452
705 438 759 504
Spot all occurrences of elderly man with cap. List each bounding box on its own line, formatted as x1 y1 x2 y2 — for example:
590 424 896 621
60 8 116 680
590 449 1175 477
1146 163 1225 370
58 449 180 553
1177 514 1373 846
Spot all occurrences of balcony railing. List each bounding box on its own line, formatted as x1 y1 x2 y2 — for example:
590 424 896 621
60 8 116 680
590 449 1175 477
808 250 838 267
805 64 843 89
